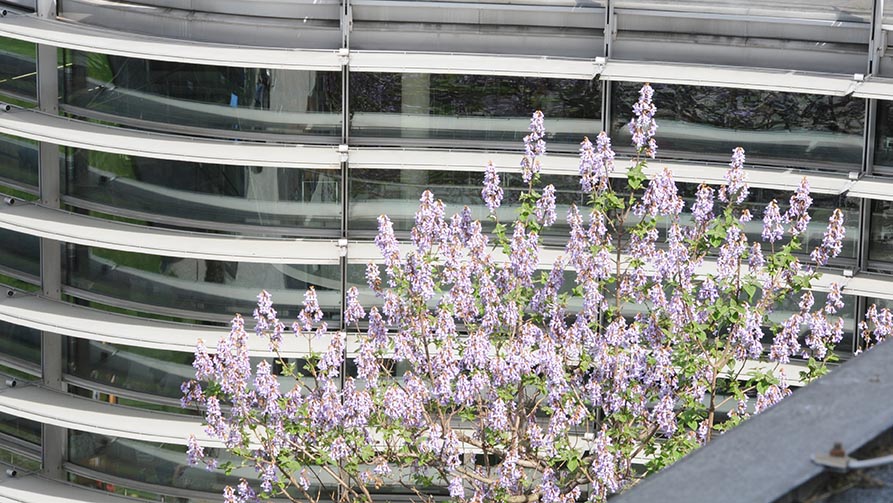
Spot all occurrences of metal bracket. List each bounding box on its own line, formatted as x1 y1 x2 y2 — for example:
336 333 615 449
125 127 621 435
813 443 893 473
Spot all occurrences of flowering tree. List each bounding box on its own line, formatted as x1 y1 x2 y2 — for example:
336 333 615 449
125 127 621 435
182 84 890 503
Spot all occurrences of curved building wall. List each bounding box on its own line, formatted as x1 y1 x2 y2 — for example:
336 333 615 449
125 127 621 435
2 0 893 501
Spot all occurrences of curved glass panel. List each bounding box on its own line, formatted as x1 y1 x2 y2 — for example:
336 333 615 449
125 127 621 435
0 134 38 187
68 432 274 495
64 245 341 323
62 50 341 137
868 200 893 266
0 320 40 365
349 168 585 236
0 36 36 101
66 338 194 401
0 411 40 446
873 100 893 170
611 82 865 169
350 73 601 147
63 148 341 231
615 0 871 22
0 228 40 278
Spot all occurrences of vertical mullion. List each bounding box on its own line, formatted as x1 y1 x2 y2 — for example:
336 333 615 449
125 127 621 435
36 0 66 482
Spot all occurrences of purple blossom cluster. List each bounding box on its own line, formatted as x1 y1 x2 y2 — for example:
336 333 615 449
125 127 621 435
579 132 616 193
628 83 658 158
521 111 546 184
785 178 813 236
535 184 558 227
634 167 684 217
810 208 846 266
482 161 504 214
718 147 748 204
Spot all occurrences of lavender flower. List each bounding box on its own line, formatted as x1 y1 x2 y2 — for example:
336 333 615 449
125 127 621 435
651 393 677 435
718 147 748 204
579 133 615 193
536 184 557 226
810 208 845 266
748 242 764 273
716 227 746 281
825 282 844 314
521 111 546 183
375 214 401 269
317 331 345 377
754 371 791 414
510 222 539 285
187 434 204 465
541 468 561 503
449 477 465 499
762 200 784 243
412 190 445 253
634 167 684 217
296 286 324 332
591 426 621 500
628 83 658 158
691 183 715 226
769 314 802 364
365 262 381 292
785 178 813 236
482 161 504 214
344 286 366 324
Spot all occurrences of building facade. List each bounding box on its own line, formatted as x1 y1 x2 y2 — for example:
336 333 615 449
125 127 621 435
0 0 892 501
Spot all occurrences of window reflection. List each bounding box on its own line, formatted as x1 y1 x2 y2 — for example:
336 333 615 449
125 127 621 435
66 338 194 401
612 82 864 168
68 431 272 495
62 50 341 137
0 134 38 188
349 168 583 239
350 73 601 146
0 36 36 101
63 245 341 323
869 200 893 266
0 228 40 278
63 148 341 231
0 411 40 446
0 320 40 365
873 100 893 169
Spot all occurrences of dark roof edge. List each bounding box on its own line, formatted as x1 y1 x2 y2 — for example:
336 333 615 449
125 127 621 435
613 341 893 503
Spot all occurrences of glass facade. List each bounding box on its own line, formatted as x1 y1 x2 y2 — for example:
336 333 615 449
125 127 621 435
350 169 583 237
62 148 341 231
0 134 38 188
0 228 40 279
0 412 40 446
68 431 273 495
62 50 342 138
0 36 36 101
869 200 893 266
2 2 893 501
349 73 601 147
66 338 194 401
612 82 865 169
63 245 341 323
0 321 41 366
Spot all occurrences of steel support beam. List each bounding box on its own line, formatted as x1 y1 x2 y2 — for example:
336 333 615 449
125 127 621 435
36 0 65 482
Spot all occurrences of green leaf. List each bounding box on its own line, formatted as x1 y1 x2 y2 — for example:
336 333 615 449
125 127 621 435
628 163 646 191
